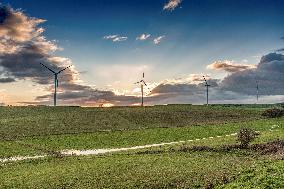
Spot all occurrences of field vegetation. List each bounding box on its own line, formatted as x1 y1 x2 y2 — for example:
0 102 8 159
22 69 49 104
0 105 283 188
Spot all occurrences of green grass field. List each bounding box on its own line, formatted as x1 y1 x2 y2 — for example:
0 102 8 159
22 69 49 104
0 105 283 188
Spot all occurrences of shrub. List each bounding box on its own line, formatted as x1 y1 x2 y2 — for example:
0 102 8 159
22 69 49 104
237 128 259 148
262 108 284 118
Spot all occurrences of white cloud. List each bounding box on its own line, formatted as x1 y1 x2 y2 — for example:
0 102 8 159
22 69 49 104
103 35 127 42
153 36 165 45
136 33 151 41
113 36 127 42
207 60 256 72
163 0 182 11
103 35 118 39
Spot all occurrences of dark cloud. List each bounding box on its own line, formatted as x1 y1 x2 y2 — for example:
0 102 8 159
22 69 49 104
220 53 284 95
151 83 201 95
275 35 284 52
0 44 78 85
35 86 141 106
0 6 9 24
147 53 284 104
259 53 284 63
0 77 15 83
151 79 219 96
147 79 221 105
0 5 141 106
276 48 284 52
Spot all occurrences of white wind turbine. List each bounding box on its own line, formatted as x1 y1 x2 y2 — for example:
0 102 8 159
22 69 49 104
203 76 210 106
134 72 151 106
40 63 72 106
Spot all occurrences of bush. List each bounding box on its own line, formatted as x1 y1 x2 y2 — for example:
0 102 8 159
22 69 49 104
262 108 284 118
237 128 259 148
250 139 284 154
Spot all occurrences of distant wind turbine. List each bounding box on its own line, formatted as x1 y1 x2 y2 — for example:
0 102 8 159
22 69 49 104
134 72 151 106
40 63 72 106
256 80 259 103
203 76 210 106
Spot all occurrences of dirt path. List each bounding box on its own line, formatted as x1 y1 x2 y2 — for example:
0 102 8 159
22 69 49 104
1 124 280 163
0 132 239 163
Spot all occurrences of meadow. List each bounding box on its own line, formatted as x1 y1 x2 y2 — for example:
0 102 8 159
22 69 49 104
0 105 283 188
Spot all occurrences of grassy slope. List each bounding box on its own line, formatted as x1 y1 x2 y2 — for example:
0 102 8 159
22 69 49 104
1 117 283 158
0 137 283 188
218 160 284 189
0 105 261 140
0 106 283 188
0 141 44 158
17 118 284 149
0 105 264 158
0 151 259 189
0 106 284 158
1 131 283 189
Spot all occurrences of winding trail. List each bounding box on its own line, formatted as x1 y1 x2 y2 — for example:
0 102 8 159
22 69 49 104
0 132 239 163
1 124 280 163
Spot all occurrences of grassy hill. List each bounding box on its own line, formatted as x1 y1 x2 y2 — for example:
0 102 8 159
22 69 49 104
0 105 283 188
0 105 262 139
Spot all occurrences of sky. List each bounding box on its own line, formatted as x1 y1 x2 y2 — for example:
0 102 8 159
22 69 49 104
0 0 284 106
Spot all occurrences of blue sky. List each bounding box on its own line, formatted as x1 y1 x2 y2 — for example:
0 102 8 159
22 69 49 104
5 0 284 62
4 0 284 68
1 0 284 105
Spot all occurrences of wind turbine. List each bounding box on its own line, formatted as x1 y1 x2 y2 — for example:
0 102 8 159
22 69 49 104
40 63 71 106
203 76 210 106
256 80 259 103
134 72 151 106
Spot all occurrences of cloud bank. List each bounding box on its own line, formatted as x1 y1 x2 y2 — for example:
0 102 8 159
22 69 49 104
148 53 284 104
221 53 284 96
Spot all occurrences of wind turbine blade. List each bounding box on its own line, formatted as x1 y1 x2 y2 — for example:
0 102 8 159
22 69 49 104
142 80 147 86
203 76 208 85
143 72 144 78
134 81 140 84
202 76 207 82
142 80 152 91
40 63 56 74
58 65 72 74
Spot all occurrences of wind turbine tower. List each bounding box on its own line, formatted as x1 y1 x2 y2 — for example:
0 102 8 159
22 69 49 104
40 63 71 106
203 76 210 106
135 72 150 106
256 80 259 103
